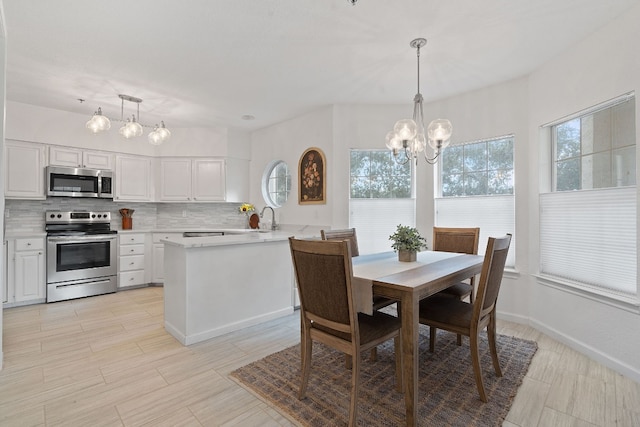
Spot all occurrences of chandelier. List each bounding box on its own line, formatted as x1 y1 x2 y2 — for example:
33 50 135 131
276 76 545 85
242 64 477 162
85 94 171 145
385 38 452 165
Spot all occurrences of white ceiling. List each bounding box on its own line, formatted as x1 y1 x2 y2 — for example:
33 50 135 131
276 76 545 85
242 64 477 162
3 0 638 131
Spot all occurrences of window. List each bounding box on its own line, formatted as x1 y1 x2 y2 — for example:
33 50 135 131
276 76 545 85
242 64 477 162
261 160 291 208
442 136 514 197
541 94 637 301
436 136 516 266
553 98 636 191
349 150 414 254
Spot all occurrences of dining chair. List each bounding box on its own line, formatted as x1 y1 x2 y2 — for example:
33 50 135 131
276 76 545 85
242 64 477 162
418 234 512 402
431 226 480 346
289 237 402 426
321 228 397 363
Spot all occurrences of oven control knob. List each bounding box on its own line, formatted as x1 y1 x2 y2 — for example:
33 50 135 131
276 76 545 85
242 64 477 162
57 214 62 218
92 214 96 218
50 214 55 218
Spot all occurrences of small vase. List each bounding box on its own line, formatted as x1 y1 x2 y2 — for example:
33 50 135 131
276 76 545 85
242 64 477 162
398 250 416 262
122 217 132 230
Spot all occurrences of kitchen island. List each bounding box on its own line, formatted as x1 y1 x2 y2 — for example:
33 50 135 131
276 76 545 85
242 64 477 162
162 231 296 345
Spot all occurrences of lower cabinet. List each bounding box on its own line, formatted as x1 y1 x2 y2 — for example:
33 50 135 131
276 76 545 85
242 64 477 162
118 233 147 289
151 233 182 284
5 237 46 305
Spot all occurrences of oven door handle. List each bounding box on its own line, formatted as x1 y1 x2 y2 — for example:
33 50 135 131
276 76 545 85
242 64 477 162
47 235 117 243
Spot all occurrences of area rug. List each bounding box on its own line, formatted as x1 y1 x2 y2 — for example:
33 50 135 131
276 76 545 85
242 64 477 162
230 326 537 427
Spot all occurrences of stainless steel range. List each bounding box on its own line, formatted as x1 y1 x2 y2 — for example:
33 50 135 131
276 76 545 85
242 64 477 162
45 211 118 303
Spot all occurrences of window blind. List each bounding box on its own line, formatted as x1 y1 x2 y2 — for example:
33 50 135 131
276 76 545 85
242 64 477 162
539 187 637 295
435 195 516 267
349 198 415 255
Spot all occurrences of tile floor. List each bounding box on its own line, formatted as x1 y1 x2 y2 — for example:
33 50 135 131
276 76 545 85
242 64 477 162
0 287 639 426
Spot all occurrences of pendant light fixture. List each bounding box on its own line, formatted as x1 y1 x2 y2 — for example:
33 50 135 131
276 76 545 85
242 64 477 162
85 94 171 144
85 107 111 134
385 38 452 165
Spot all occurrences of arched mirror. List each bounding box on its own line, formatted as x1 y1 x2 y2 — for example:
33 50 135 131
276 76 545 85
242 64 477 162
261 160 291 208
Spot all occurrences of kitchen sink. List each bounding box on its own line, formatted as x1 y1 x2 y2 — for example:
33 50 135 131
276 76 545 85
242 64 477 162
182 232 225 237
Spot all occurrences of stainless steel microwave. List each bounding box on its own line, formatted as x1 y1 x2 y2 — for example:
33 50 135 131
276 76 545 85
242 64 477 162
46 166 114 198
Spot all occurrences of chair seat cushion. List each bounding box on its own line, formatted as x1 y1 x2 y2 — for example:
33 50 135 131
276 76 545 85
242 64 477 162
437 282 472 298
314 311 401 345
419 295 473 330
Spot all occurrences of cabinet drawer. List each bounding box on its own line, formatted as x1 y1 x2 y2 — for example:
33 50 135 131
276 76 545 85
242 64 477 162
120 244 144 256
119 270 146 287
120 234 145 245
119 255 145 271
152 233 182 243
15 238 45 251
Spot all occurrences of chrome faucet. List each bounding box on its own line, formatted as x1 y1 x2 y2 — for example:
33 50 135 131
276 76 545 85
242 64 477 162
260 206 277 231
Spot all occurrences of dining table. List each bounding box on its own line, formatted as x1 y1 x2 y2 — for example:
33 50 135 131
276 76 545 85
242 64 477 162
351 250 484 427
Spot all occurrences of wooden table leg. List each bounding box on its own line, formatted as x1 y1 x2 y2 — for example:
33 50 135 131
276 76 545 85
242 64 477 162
401 293 419 427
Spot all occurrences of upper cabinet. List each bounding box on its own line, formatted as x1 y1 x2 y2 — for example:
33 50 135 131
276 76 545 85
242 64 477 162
4 140 46 199
193 159 226 201
158 158 192 201
115 155 153 202
158 158 225 202
49 146 113 170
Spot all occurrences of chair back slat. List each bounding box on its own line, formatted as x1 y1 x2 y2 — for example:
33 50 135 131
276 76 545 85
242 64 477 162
321 228 360 257
432 227 480 255
474 235 512 318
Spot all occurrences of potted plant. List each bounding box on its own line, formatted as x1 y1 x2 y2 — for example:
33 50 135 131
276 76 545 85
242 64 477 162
389 224 428 262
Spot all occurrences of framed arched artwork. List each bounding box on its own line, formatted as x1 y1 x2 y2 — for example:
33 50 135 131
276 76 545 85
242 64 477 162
298 147 326 204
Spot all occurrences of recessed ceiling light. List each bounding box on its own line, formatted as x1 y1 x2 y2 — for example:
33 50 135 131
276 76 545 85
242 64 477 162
241 115 255 121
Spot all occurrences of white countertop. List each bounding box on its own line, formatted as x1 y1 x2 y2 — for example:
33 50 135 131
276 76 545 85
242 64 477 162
161 230 305 248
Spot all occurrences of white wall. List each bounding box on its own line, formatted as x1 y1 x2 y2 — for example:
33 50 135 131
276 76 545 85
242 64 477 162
526 4 640 381
249 106 334 226
247 4 640 382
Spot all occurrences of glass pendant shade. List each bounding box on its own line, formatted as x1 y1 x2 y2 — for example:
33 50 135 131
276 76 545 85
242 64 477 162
119 116 143 139
385 130 403 150
148 121 171 145
148 128 163 145
86 108 111 134
393 119 418 141
156 121 171 141
427 119 452 143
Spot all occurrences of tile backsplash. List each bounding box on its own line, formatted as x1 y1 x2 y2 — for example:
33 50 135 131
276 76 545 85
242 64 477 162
4 199 247 233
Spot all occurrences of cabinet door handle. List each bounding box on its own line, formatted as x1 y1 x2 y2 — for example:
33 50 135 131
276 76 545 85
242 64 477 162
130 262 135 265
27 242 31 246
130 249 135 252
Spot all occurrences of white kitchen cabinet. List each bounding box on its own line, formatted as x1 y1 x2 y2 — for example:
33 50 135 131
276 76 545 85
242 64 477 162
157 158 225 202
115 155 153 202
193 159 225 201
4 141 46 200
49 146 113 170
5 237 46 304
151 232 182 284
118 233 147 289
158 158 192 201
